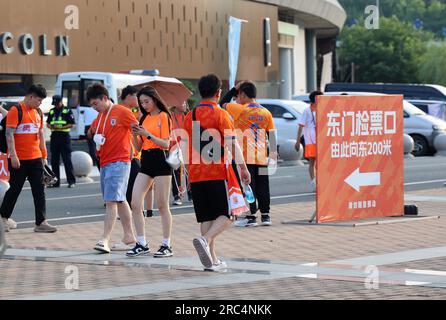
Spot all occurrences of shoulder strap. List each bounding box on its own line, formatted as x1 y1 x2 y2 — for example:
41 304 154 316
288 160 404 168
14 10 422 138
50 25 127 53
16 104 23 126
37 108 43 118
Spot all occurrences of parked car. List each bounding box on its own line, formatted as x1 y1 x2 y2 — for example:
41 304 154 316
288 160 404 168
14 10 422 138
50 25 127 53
407 99 445 121
292 92 446 156
325 83 446 101
256 99 309 157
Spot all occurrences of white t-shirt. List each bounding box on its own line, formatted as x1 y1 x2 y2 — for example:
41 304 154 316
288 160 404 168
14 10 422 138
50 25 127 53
298 107 316 145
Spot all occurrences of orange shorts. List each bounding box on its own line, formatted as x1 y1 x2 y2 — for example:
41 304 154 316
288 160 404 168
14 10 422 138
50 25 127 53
305 144 316 158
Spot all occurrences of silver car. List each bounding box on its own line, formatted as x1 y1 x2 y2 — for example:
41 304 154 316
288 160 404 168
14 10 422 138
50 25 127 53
293 92 446 156
256 99 309 156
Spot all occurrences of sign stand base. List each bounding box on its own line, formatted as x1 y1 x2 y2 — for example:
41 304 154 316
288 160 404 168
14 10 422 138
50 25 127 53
282 215 440 227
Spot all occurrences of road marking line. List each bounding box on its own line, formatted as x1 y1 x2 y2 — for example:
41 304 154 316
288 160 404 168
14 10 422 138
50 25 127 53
46 194 103 201
404 179 446 186
23 181 100 191
405 269 446 277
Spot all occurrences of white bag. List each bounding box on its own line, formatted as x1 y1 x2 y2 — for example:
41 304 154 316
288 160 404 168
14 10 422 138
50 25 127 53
166 146 183 170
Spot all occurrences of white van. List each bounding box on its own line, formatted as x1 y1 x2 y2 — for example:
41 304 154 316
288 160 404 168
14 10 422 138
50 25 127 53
55 72 162 139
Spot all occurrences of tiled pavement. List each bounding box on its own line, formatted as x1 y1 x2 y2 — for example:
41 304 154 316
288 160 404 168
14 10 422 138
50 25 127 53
1 187 446 300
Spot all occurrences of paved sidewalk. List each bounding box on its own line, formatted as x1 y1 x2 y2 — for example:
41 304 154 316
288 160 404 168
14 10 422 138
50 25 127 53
1 187 446 300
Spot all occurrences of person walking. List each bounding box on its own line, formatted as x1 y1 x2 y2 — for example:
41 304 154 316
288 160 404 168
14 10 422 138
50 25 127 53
46 95 76 188
119 85 142 208
126 86 174 258
170 102 191 206
221 81 277 227
296 90 323 191
183 74 251 271
86 83 137 253
0 85 57 233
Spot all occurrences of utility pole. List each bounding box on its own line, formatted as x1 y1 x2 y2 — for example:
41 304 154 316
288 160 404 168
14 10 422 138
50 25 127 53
351 62 355 83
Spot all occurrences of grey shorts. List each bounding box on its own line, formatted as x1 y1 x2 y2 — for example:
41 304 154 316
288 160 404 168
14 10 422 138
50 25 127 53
100 161 131 202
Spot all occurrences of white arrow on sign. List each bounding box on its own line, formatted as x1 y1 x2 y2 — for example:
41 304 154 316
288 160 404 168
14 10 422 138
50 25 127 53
345 168 381 192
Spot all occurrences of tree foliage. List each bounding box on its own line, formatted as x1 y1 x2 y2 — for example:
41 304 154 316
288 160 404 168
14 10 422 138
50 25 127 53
418 42 446 86
339 0 446 37
338 17 429 83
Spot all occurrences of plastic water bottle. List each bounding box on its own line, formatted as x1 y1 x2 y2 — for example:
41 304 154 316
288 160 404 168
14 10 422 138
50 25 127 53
243 184 255 204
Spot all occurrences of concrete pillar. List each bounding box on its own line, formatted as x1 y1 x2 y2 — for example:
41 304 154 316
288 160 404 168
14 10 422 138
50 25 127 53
305 30 317 92
279 48 293 100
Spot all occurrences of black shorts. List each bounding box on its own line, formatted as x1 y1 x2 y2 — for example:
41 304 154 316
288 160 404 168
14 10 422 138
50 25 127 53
190 180 230 223
140 149 173 178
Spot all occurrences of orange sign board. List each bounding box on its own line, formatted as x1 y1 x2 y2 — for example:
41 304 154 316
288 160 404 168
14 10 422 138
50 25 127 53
316 95 404 223
0 153 9 181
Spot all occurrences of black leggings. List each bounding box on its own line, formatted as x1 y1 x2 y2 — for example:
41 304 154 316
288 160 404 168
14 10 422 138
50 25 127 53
0 158 46 225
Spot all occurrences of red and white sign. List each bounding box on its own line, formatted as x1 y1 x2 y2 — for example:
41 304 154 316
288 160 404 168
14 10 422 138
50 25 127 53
0 153 9 181
316 95 404 223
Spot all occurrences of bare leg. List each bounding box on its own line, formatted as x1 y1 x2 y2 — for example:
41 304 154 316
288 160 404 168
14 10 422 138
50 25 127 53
131 173 153 240
154 175 172 241
117 201 136 244
202 216 232 264
145 185 154 214
102 202 118 246
309 158 316 181
200 221 217 263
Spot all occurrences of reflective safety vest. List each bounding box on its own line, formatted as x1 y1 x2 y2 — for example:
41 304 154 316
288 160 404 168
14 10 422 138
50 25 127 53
49 108 71 133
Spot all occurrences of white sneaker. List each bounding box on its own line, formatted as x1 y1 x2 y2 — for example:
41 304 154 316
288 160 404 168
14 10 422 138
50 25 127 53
2 218 9 233
204 259 228 272
111 241 134 251
193 236 213 268
94 241 111 254
7 219 17 229
172 198 182 206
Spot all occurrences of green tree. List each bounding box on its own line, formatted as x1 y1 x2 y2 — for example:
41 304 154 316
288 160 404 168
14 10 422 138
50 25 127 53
418 42 446 86
338 17 429 83
180 79 199 109
339 0 446 38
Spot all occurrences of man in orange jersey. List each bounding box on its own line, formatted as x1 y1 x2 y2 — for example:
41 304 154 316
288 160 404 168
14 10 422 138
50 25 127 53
184 74 251 271
87 83 138 254
0 85 57 233
221 81 277 227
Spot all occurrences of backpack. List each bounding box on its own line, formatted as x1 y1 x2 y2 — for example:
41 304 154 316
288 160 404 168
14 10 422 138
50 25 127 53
0 104 43 154
0 105 23 154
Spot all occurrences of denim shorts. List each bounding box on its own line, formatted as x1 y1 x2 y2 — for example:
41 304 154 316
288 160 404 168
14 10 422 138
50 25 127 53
100 161 131 202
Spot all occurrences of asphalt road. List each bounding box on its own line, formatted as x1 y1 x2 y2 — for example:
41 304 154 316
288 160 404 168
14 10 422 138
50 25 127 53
6 156 446 228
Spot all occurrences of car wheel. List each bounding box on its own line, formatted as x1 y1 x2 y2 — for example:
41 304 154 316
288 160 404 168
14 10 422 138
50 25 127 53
410 135 429 157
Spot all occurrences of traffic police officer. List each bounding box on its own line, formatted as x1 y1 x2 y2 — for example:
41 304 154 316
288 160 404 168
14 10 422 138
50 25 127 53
46 95 76 188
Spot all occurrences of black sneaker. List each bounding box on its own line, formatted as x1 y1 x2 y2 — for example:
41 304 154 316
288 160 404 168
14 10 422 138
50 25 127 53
153 245 173 258
145 210 153 218
261 215 272 226
234 215 258 227
126 242 150 257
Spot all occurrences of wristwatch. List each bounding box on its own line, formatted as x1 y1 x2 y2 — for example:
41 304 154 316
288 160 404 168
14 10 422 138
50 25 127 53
146 134 152 140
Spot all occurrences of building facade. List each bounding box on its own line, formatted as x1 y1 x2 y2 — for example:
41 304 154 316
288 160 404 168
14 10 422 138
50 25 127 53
0 0 346 99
